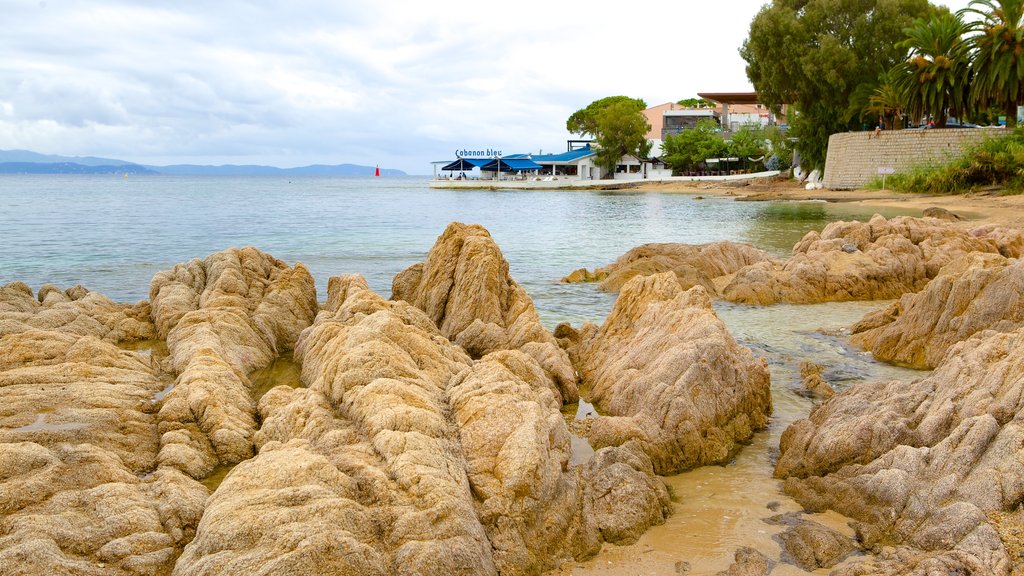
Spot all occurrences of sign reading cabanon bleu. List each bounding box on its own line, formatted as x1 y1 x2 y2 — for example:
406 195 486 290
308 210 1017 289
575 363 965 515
456 148 503 158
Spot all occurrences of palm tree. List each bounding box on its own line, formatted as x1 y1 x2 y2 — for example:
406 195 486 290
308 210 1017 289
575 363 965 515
864 70 907 129
963 0 1024 128
894 12 973 128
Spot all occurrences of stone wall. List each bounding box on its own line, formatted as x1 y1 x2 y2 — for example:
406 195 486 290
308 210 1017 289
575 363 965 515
822 127 1005 190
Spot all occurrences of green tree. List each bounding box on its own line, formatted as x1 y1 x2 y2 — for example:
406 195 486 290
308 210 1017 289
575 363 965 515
727 123 769 159
566 96 646 137
741 0 935 170
863 69 907 129
964 0 1024 128
676 97 716 108
591 101 653 175
661 119 728 173
894 12 972 127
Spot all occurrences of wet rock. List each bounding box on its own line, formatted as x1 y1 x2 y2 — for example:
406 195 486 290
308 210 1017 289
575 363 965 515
0 324 206 575
851 253 1024 369
715 547 772 576
775 327 1024 575
570 272 772 475
178 276 669 575
0 281 154 342
767 513 856 570
799 361 834 399
559 241 771 295
392 222 578 404
922 206 962 221
722 215 1023 305
149 247 317 480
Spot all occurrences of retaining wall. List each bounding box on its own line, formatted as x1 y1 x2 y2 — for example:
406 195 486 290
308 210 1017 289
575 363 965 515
822 127 1005 190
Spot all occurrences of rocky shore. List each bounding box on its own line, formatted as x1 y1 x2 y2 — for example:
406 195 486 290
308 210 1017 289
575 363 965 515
2 211 1023 575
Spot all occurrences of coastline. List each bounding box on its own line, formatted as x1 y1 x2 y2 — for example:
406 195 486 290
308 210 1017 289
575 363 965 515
631 178 1024 228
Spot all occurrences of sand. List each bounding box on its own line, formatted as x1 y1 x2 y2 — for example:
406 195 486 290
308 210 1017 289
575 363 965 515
632 178 1024 229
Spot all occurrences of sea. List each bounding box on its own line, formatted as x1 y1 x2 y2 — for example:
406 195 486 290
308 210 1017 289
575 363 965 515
0 174 927 573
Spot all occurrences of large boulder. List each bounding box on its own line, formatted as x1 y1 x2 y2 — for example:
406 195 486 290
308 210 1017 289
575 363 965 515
149 248 318 480
0 320 206 575
176 276 669 575
568 272 772 475
392 222 578 404
775 327 1024 575
561 241 771 294
851 254 1024 369
722 215 1024 305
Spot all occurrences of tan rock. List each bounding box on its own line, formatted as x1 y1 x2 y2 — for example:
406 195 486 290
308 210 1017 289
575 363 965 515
0 281 154 342
149 248 318 480
560 241 772 294
767 513 856 570
178 276 669 575
0 326 206 575
722 215 1024 305
851 254 1024 369
392 222 578 404
571 272 772 475
799 361 834 399
715 547 772 576
775 327 1024 575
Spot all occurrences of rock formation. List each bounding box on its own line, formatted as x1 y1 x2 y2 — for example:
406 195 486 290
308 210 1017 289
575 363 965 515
0 281 154 341
566 272 772 475
560 241 771 294
175 275 669 575
149 248 317 480
0 283 206 575
766 513 857 570
392 222 578 404
775 327 1024 575
715 547 772 576
851 253 1024 369
799 361 834 399
722 215 1023 305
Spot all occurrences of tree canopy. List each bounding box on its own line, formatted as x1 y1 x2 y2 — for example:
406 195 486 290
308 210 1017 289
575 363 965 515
965 0 1024 128
741 0 936 170
676 97 716 108
567 96 651 175
565 96 647 138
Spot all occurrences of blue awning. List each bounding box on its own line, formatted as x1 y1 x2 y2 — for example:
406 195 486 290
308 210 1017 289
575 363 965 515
533 145 595 164
441 158 491 171
480 158 544 172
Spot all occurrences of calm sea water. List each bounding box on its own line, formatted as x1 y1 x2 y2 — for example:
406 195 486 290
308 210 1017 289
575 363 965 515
0 174 918 327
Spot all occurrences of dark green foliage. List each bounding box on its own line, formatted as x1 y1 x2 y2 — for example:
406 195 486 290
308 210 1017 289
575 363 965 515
741 0 936 170
676 97 716 108
894 12 973 127
872 127 1024 193
660 120 728 173
965 0 1024 128
566 96 647 137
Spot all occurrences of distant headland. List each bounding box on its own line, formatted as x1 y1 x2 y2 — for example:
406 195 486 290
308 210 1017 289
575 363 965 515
0 149 407 176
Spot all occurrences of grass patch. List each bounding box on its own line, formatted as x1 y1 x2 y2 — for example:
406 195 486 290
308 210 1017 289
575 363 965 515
866 128 1024 195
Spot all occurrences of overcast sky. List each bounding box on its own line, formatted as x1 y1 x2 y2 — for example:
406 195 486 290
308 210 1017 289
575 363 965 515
1 1 972 174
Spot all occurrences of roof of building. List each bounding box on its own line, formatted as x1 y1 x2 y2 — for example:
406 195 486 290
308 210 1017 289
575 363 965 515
698 92 761 105
440 158 492 171
533 146 595 164
481 158 544 172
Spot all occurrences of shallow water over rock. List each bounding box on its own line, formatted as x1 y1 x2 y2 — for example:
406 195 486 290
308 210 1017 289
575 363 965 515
247 352 303 402
557 299 925 574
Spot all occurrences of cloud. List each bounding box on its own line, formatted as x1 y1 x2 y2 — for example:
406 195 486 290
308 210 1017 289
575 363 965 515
0 0 971 173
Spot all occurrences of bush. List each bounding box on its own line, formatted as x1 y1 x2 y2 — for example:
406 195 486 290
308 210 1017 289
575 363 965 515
872 128 1024 194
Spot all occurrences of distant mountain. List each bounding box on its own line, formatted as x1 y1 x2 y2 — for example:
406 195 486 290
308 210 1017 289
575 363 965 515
0 149 407 177
0 149 137 167
0 162 157 175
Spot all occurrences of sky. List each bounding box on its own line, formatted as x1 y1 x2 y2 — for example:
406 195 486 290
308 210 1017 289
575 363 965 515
1 1 973 174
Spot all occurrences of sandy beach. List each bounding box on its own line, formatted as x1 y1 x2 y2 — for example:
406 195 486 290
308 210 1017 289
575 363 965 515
634 178 1024 229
